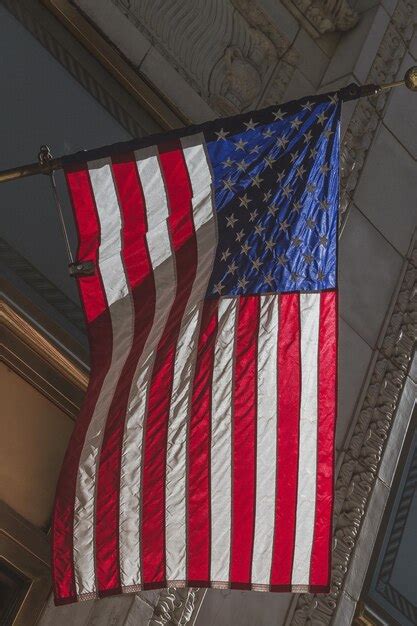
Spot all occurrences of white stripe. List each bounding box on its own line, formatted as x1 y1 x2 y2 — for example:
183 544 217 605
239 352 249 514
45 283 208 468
165 134 217 581
210 298 238 583
73 159 134 596
119 146 176 588
251 294 279 585
291 293 320 586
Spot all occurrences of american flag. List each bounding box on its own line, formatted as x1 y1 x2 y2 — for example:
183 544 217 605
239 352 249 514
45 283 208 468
53 93 340 604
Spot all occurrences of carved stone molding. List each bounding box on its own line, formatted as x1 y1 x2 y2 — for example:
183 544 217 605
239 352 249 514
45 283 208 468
282 0 359 37
340 0 416 220
290 238 416 625
150 588 198 625
112 0 299 115
3 0 152 138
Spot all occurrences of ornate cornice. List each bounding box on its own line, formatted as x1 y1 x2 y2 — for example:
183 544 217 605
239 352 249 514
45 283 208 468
0 300 88 392
111 0 299 115
340 0 416 220
290 238 416 624
0 238 85 333
3 0 151 138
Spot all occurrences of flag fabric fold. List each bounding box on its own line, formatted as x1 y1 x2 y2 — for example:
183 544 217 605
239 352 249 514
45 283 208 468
52 92 340 604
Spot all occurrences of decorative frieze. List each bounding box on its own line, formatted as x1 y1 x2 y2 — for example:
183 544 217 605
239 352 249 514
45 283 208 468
112 0 298 115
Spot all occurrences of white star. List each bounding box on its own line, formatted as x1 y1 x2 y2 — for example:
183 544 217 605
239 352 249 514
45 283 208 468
239 193 251 208
323 128 333 140
306 217 316 229
263 189 272 202
213 281 225 294
279 219 290 233
227 260 238 275
304 252 314 265
236 159 249 172
317 268 326 281
276 135 289 150
250 145 261 154
263 155 276 169
306 182 316 194
320 162 331 175
290 117 302 130
292 236 302 247
222 177 235 192
234 138 248 151
265 239 275 251
250 174 263 188
221 248 231 261
290 151 299 163
296 165 306 179
268 203 279 216
244 118 258 131
282 185 293 199
254 224 266 235
226 214 237 228
264 273 274 287
222 157 234 168
238 276 249 290
276 170 285 184
241 242 251 255
292 200 302 213
272 108 286 121
235 229 245 242
215 128 229 141
277 254 287 267
309 147 318 160
249 209 258 222
302 100 314 111
251 257 263 271
319 199 330 211
329 93 339 105
263 127 274 138
303 130 313 144
319 234 329 246
317 111 328 126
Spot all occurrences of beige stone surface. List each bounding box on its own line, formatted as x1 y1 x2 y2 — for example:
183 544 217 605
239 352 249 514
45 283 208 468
0 363 73 528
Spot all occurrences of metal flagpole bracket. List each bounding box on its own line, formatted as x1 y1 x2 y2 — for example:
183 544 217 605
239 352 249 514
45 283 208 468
339 65 417 102
38 145 96 278
68 260 96 277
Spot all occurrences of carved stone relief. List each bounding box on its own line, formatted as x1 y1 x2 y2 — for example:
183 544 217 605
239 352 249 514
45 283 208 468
112 0 299 115
282 0 359 36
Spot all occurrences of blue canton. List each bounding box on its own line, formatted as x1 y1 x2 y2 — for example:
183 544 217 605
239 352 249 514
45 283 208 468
203 93 340 298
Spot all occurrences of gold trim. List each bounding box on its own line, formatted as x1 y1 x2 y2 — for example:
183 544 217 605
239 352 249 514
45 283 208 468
1 300 87 417
1 301 88 391
40 0 189 130
354 602 378 626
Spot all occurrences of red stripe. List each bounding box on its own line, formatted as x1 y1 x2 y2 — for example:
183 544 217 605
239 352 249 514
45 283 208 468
230 296 259 587
94 154 156 595
187 300 218 584
309 290 337 588
270 293 301 589
52 165 112 603
141 142 198 585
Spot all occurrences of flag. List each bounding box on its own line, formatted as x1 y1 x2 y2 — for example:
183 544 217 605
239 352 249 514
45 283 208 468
52 92 340 604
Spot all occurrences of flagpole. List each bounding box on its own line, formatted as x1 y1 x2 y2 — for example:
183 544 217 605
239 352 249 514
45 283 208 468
0 66 416 186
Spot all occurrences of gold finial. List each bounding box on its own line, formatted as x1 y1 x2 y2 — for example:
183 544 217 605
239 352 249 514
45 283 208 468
404 66 417 91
